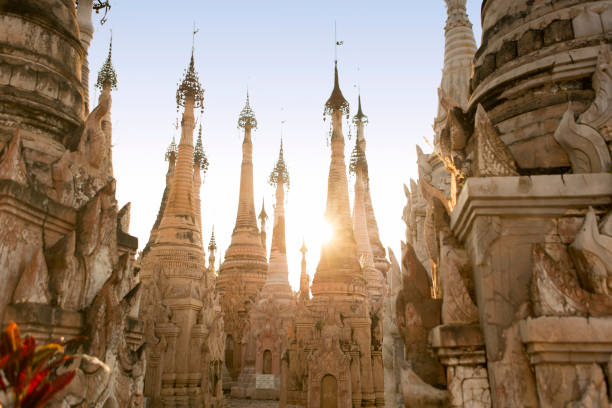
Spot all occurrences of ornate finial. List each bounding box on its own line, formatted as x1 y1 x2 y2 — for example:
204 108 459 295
192 22 199 56
324 61 350 117
269 138 290 188
208 226 217 251
349 138 367 175
193 124 209 173
258 198 268 221
165 136 178 162
352 94 368 124
176 48 204 112
95 34 117 90
238 90 258 129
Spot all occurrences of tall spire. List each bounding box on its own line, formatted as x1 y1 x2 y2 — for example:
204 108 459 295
139 45 213 400
259 199 268 255
143 135 177 255
260 140 293 302
192 127 204 248
434 0 477 147
299 240 310 302
312 60 364 299
155 50 203 250
352 94 387 274
208 226 217 274
193 124 209 173
218 91 268 295
352 138 384 300
217 91 269 380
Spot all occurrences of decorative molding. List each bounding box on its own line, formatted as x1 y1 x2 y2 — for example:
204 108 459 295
553 107 611 173
473 105 519 177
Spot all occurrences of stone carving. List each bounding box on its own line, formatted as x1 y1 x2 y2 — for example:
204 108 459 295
118 202 131 234
306 324 352 408
570 207 612 296
395 242 445 390
438 88 468 155
531 244 612 317
554 107 612 173
398 1 612 407
45 230 82 310
0 130 28 185
572 7 604 38
439 237 478 325
579 43 612 139
11 248 50 304
473 105 519 177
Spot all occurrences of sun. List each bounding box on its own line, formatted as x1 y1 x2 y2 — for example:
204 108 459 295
319 220 333 244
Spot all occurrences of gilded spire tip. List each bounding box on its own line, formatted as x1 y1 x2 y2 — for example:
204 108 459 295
324 60 349 117
238 90 257 129
96 35 118 90
269 138 290 188
352 94 368 124
208 226 217 251
176 47 204 111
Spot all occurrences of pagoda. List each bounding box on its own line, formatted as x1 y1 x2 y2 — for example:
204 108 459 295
284 60 384 408
217 92 269 382
234 140 296 400
138 50 223 408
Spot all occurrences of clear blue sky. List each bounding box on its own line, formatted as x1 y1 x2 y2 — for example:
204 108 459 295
88 1 482 289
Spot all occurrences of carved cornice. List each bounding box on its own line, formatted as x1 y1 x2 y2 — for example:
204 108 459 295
451 174 612 242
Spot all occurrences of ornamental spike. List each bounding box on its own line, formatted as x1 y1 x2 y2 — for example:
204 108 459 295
238 90 258 129
352 94 368 125
176 47 204 111
208 226 217 251
95 35 117 90
324 60 349 117
269 138 290 188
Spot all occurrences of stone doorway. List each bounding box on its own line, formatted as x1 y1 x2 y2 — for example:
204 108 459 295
226 335 235 371
320 375 338 408
263 349 272 374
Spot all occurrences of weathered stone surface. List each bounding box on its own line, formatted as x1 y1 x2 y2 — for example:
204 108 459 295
12 247 50 304
520 316 612 407
570 207 612 296
553 107 611 173
399 1 612 407
0 3 144 407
